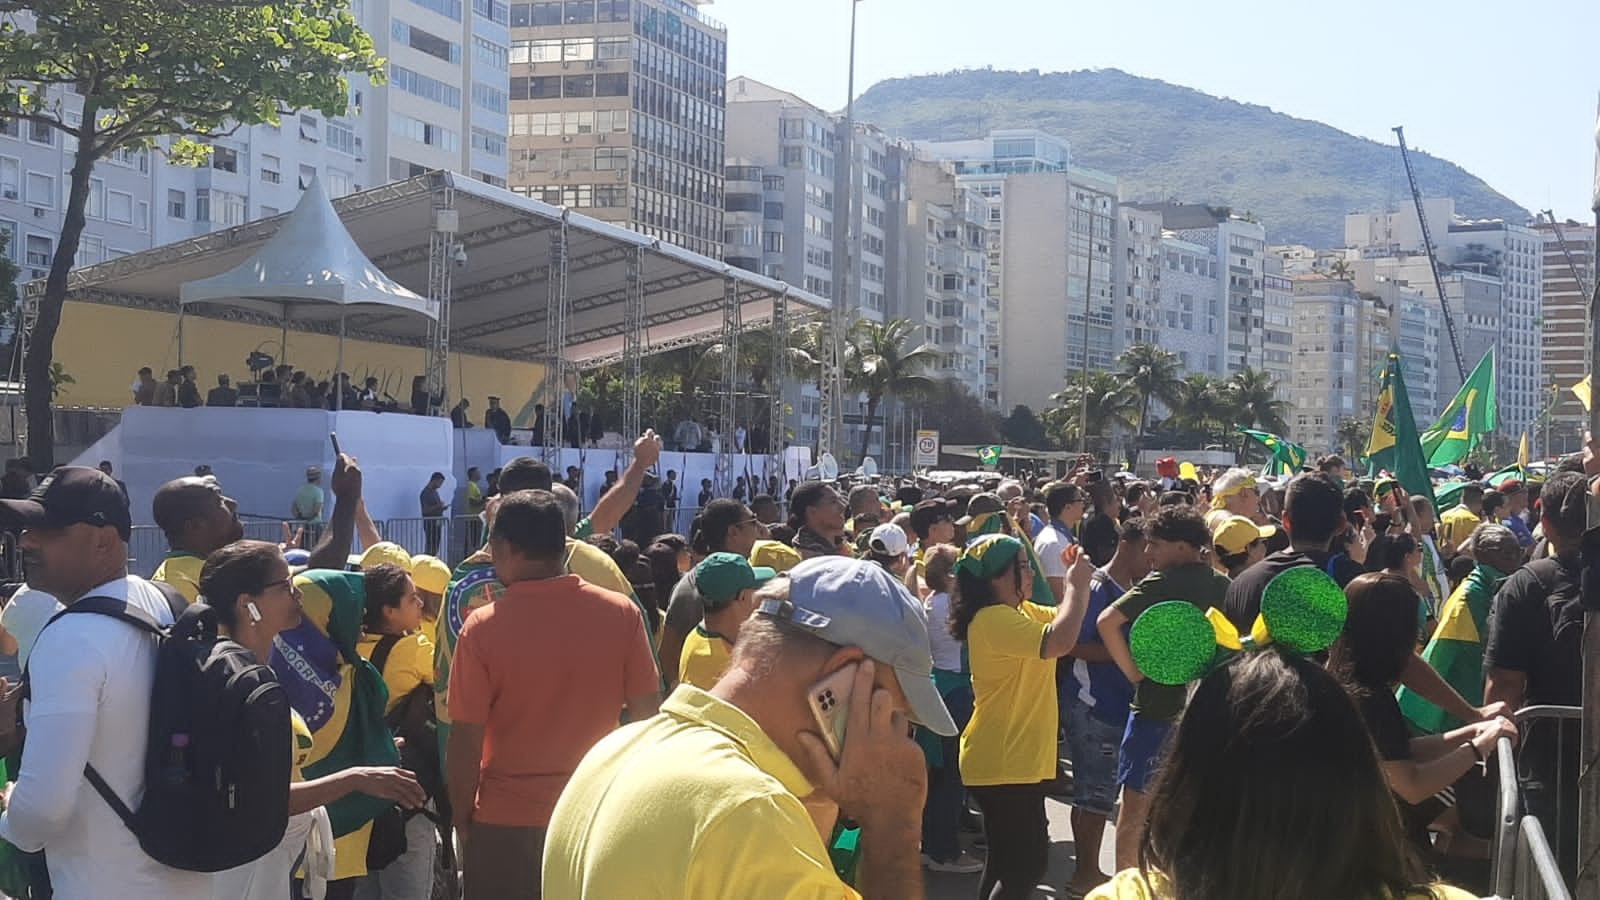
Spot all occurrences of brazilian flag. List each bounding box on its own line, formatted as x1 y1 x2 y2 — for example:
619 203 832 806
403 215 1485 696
1239 428 1306 476
1421 349 1497 467
977 445 1003 467
1365 352 1433 502
271 570 399 837
1397 565 1503 732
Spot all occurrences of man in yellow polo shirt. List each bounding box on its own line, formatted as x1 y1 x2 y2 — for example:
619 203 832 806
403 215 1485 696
1438 482 1485 555
678 552 774 689
544 556 955 899
150 475 245 602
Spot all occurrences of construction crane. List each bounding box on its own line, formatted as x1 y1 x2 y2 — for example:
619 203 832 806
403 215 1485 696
1393 126 1468 384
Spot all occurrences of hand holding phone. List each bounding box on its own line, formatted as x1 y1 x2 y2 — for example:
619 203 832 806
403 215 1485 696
330 432 342 457
794 660 927 829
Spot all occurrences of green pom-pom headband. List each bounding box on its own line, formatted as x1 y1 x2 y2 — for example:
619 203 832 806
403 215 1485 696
1128 566 1348 685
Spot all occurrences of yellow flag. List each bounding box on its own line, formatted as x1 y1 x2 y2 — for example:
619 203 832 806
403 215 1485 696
1366 378 1396 457
1573 375 1592 412
1518 432 1530 467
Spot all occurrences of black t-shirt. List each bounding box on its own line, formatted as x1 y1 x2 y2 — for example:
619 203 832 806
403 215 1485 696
1483 556 1583 708
1222 548 1365 630
1353 686 1441 850
1080 511 1119 567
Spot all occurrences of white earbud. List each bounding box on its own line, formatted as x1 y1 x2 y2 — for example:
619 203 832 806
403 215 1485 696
246 601 263 624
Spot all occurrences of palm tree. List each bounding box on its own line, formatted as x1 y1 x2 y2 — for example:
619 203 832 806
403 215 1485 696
1336 416 1370 460
1330 258 1353 281
1048 370 1138 451
1165 375 1232 446
848 318 940 463
1226 367 1290 456
1118 343 1184 443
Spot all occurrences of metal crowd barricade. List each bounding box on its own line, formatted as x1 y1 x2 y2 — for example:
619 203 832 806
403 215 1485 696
1490 706 1583 899
380 516 450 561
127 524 168 579
1513 816 1574 900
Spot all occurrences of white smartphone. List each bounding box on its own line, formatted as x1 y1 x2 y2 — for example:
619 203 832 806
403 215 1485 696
805 664 858 761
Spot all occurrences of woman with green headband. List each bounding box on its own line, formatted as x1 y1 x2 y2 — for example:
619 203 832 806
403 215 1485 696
948 533 1093 899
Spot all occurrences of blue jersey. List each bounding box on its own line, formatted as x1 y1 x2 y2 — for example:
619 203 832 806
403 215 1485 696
1062 568 1135 727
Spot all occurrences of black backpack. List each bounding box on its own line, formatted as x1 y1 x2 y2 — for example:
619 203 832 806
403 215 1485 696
367 635 444 803
29 587 291 873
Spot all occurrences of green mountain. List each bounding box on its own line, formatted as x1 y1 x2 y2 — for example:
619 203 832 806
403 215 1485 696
854 69 1530 247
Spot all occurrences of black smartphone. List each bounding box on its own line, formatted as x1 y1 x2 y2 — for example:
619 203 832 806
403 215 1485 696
330 432 342 457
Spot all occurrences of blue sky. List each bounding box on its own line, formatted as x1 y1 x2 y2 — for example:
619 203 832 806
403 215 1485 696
711 0 1600 224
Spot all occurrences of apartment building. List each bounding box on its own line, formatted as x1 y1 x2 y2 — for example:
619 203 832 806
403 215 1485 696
899 157 988 399
1155 233 1225 377
1 0 511 278
1287 275 1391 450
1533 220 1594 453
506 0 726 258
919 130 1072 410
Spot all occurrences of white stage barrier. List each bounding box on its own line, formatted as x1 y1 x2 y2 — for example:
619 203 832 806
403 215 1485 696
76 408 810 533
88 406 454 526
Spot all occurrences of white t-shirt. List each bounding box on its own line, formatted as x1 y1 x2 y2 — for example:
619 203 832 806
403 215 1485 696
0 576 209 900
1033 521 1075 581
924 592 965 672
3 587 61 670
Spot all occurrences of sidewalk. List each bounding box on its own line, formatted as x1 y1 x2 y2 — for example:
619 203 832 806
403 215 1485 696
926 795 1117 899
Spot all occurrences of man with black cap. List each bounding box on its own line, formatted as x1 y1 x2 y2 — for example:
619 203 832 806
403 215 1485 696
485 396 512 445
0 467 208 899
150 475 245 603
544 557 952 899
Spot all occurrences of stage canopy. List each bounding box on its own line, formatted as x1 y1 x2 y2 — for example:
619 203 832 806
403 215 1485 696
40 170 829 367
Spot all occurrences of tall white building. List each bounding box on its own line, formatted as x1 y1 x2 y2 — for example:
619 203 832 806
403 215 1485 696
1287 275 1391 451
1534 220 1595 454
899 157 988 400
1155 233 1225 377
1 0 510 279
918 130 1074 410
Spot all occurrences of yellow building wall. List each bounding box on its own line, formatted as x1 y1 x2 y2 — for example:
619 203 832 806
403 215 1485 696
54 302 547 421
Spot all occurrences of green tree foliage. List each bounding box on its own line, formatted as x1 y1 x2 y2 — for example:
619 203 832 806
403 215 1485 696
0 0 384 467
1336 416 1370 461
906 378 998 446
1046 370 1138 452
1118 343 1184 442
846 318 939 462
999 404 1050 450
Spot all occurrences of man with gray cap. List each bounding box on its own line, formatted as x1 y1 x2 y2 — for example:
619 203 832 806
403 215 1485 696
543 556 950 899
292 464 326 544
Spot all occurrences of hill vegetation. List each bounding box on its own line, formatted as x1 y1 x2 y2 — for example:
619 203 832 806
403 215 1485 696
854 68 1529 247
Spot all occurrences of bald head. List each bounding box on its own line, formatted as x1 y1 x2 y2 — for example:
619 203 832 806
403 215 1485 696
1470 523 1523 577
152 476 243 555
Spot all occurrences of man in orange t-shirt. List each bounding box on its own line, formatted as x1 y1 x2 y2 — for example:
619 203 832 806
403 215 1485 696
447 489 660 900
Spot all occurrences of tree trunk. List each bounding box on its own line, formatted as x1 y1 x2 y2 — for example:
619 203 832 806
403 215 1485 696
26 111 97 471
858 393 880 464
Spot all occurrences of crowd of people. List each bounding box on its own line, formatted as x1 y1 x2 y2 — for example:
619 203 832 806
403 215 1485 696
0 430 1586 900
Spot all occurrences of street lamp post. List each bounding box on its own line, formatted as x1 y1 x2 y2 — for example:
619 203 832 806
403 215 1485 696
820 0 860 463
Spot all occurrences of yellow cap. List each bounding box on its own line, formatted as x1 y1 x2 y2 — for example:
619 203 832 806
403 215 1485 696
1212 516 1276 556
352 541 413 572
748 539 802 575
410 555 452 594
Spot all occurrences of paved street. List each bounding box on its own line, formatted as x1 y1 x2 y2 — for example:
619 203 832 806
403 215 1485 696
926 796 1118 900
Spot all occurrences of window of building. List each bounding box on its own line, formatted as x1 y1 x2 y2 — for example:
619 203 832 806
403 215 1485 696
82 177 104 219
298 113 319 142
25 234 51 268
409 0 463 19
473 36 509 71
471 128 507 157
390 65 462 108
563 0 595 24
0 117 17 139
260 154 281 184
594 73 628 97
27 120 51 145
167 189 186 219
298 164 317 190
392 112 460 150
763 231 783 253
597 36 630 59
596 0 629 21
326 122 357 155
562 75 594 98
594 146 628 170
2 157 23 201
472 0 509 24
24 172 52 208
393 20 460 63
764 201 783 220
326 171 351 198
211 145 240 173
472 82 508 113
215 190 246 225
194 188 211 223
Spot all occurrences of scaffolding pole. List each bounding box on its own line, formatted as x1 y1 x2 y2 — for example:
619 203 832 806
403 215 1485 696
542 215 570 465
621 246 645 465
768 287 789 491
716 277 739 497
424 184 458 416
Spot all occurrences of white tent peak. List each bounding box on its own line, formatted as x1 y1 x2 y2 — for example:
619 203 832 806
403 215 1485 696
178 177 438 322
